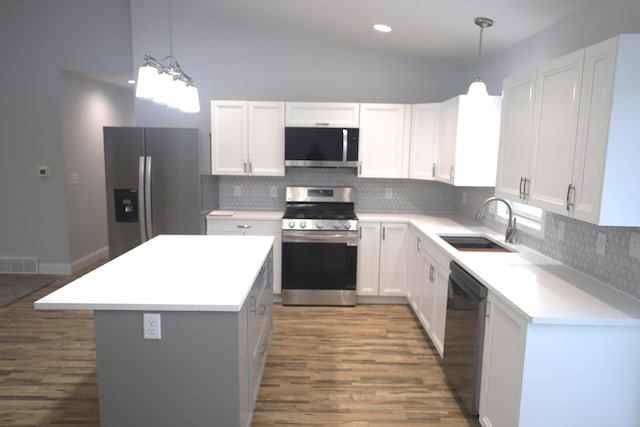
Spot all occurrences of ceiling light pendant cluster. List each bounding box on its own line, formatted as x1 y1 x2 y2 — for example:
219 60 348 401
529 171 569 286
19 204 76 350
135 0 200 113
467 17 494 98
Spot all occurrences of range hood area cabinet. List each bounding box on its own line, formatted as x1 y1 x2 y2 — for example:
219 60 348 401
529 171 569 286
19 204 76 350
437 95 502 186
495 34 640 226
211 100 285 176
285 102 360 127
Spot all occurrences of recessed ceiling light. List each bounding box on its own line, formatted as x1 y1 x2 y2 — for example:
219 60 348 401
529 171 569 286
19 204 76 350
373 24 392 33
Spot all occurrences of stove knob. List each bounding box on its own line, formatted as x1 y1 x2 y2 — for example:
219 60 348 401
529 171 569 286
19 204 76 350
333 222 342 229
288 221 295 228
300 221 307 229
343 223 351 230
316 223 324 229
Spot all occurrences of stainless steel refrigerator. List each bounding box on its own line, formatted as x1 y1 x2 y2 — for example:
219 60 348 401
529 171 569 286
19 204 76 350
103 127 201 259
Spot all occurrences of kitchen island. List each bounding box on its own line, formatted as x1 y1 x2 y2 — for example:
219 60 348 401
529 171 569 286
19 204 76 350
34 235 274 427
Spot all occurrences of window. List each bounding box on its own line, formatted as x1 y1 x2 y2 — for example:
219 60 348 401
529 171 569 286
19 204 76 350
495 200 544 236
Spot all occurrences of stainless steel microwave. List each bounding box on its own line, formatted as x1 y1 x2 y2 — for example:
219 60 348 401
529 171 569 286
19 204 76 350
284 127 359 168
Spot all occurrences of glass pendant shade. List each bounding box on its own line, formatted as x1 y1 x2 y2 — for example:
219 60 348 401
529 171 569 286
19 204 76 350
180 85 200 113
135 65 158 99
152 72 173 105
167 79 187 109
467 79 489 97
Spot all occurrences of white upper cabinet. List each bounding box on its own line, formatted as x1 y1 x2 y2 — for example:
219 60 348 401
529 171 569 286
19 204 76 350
285 102 360 127
496 34 640 225
409 103 440 180
437 95 502 186
211 100 285 176
358 103 410 178
527 50 585 214
571 35 640 226
494 71 537 202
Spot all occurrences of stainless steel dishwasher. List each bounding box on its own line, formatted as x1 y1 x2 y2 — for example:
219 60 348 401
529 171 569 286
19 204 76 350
442 261 488 416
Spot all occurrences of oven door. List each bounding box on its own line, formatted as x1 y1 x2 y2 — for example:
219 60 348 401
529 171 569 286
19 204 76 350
281 230 358 305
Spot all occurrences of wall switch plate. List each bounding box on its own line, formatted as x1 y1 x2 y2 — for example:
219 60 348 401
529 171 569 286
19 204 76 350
233 185 242 197
385 188 393 199
143 313 161 340
37 166 50 178
596 232 606 256
630 232 640 259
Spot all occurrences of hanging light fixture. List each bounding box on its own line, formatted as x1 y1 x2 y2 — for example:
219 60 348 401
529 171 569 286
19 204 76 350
467 17 494 97
135 0 200 113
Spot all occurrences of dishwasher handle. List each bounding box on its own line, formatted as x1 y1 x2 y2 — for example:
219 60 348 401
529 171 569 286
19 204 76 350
448 261 488 301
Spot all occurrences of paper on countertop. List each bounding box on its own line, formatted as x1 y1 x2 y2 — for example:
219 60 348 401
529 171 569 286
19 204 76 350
209 210 236 216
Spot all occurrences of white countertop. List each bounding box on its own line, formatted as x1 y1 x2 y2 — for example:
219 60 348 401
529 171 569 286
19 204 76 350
359 212 640 326
34 235 274 312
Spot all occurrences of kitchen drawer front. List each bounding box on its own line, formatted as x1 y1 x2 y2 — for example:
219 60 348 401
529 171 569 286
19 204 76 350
206 219 280 235
248 262 270 359
250 290 272 408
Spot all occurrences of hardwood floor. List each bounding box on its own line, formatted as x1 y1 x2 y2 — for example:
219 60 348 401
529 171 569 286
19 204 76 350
0 268 479 427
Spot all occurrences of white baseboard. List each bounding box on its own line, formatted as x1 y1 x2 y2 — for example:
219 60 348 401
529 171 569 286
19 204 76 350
39 246 108 276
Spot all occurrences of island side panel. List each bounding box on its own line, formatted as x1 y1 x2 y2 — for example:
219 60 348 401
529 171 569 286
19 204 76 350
94 308 248 427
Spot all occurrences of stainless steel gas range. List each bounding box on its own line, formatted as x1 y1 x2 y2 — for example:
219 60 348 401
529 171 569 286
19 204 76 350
281 186 358 306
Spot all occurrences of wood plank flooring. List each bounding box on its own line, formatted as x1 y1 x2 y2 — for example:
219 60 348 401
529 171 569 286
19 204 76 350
0 266 479 427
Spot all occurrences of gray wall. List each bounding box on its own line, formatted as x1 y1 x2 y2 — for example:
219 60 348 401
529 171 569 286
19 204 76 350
0 0 133 273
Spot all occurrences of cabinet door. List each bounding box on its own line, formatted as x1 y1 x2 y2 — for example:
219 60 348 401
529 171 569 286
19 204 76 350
571 37 616 224
479 295 527 427
211 101 248 175
495 71 537 202
248 102 285 176
378 223 408 296
528 50 584 214
356 222 381 296
409 103 440 180
358 104 410 178
406 231 421 313
418 251 433 333
285 102 360 127
437 97 458 183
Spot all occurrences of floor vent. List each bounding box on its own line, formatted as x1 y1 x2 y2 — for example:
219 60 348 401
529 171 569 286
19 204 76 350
0 257 39 274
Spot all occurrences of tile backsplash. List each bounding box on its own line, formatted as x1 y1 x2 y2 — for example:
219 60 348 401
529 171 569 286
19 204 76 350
455 187 640 301
211 172 640 301
218 168 455 214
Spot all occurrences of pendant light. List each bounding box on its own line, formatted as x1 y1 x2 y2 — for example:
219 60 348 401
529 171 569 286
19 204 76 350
135 0 200 113
467 17 494 97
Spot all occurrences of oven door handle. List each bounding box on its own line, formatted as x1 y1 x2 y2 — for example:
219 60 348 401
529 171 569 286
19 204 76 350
282 231 358 245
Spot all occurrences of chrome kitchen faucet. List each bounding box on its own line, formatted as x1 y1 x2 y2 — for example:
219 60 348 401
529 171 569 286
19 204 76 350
476 197 516 243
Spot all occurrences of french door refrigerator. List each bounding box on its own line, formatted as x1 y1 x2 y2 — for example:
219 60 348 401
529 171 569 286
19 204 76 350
104 127 201 259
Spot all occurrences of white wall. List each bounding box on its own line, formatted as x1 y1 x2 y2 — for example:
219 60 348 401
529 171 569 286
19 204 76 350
60 73 134 272
0 0 133 273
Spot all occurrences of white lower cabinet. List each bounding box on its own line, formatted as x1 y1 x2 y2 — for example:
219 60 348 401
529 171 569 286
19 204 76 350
356 222 408 296
480 293 640 427
407 227 449 358
206 218 282 295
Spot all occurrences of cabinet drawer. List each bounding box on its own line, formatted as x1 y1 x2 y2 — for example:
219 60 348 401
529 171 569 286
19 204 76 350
206 219 280 234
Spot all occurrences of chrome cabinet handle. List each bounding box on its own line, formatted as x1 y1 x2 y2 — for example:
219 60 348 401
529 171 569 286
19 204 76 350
250 296 257 316
316 122 330 126
138 156 146 242
450 166 455 182
248 160 252 174
417 237 421 252
519 177 525 199
566 183 576 211
236 224 252 229
382 226 386 240
144 156 153 239
523 177 530 201
432 163 436 178
243 161 247 173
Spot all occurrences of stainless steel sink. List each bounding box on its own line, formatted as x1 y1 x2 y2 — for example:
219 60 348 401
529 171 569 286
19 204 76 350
438 234 514 253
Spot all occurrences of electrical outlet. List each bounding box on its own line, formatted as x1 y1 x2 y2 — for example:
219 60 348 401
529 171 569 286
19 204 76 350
37 166 50 178
630 232 640 259
143 313 161 340
385 188 393 199
270 186 278 198
233 185 242 197
596 232 606 256
557 221 565 241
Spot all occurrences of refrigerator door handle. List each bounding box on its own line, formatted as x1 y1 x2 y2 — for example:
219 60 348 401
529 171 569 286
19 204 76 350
138 156 147 242
145 156 153 240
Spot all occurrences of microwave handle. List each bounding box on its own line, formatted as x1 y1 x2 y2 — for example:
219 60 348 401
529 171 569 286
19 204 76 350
342 129 348 162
